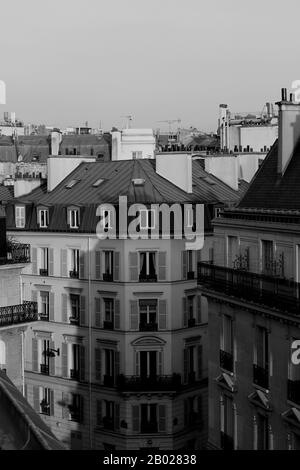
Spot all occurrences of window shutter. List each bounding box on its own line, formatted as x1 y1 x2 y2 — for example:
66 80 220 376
95 251 101 279
49 340 55 376
114 299 120 329
79 252 85 279
49 248 54 276
60 249 67 277
96 399 102 426
31 290 38 303
61 342 68 378
158 351 163 375
132 405 140 433
50 389 55 416
95 348 102 381
115 403 120 430
32 247 37 275
183 297 188 327
129 252 138 281
197 295 201 324
62 293 68 323
158 251 167 281
158 299 167 330
130 300 139 330
33 386 40 412
49 292 54 321
32 338 38 372
95 297 101 327
80 396 84 424
183 349 188 383
80 295 86 326
80 346 85 382
182 251 187 280
62 392 70 419
114 251 120 281
115 350 120 377
158 404 166 432
197 344 203 380
135 351 140 376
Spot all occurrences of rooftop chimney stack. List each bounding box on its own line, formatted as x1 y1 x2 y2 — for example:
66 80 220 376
277 87 300 175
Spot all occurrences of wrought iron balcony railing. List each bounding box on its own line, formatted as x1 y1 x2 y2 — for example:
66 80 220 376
141 421 158 434
69 270 79 279
0 301 38 327
39 268 48 276
253 364 269 389
103 416 114 431
287 379 300 405
116 373 182 391
139 273 158 283
103 273 113 282
2 243 31 265
188 317 196 328
70 369 80 380
197 261 300 316
103 320 114 330
139 322 158 332
220 431 234 450
220 349 234 373
187 271 195 280
103 375 115 387
40 364 49 375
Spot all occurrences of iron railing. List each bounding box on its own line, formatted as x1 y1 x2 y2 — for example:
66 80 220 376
2 243 30 265
139 322 158 332
116 374 182 391
197 261 300 316
0 301 38 327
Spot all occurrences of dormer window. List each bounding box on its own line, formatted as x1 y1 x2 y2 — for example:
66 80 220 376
15 205 25 228
38 209 49 228
140 209 156 230
68 208 80 229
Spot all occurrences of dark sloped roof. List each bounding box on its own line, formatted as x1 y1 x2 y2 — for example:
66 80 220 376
238 139 300 210
192 160 241 204
0 185 13 202
0 370 65 450
238 179 249 197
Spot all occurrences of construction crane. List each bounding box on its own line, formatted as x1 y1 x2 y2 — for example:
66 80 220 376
156 119 181 134
121 115 133 129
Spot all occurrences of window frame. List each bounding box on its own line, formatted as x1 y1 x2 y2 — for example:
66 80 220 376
15 205 26 228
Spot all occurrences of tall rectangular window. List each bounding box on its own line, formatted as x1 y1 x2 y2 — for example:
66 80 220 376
39 209 49 228
221 395 234 450
69 249 79 277
40 247 49 275
40 291 49 320
68 209 79 229
139 252 157 282
253 326 269 389
262 240 273 274
15 205 25 228
139 299 157 331
256 414 269 450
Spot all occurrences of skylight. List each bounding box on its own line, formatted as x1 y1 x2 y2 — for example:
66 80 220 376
65 179 80 189
92 178 104 187
132 178 145 186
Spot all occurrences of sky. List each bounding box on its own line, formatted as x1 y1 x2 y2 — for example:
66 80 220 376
1 0 300 132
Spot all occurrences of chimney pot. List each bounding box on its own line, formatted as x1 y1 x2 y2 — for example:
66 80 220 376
281 88 287 101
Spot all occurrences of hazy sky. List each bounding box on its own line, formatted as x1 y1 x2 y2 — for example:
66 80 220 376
1 0 300 132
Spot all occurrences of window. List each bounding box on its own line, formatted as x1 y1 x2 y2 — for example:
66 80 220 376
69 249 79 277
139 300 157 331
103 349 115 386
70 344 80 380
92 178 104 187
40 291 49 320
228 236 239 268
132 151 142 159
40 387 52 415
39 209 49 228
262 240 273 274
103 401 115 430
187 296 195 327
103 298 114 329
70 294 80 324
133 403 166 434
68 208 80 229
253 326 269 389
221 395 234 450
103 251 114 280
184 396 202 427
187 250 194 278
139 209 156 229
139 351 158 379
40 340 50 375
66 179 80 189
68 394 83 422
139 252 157 282
0 340 6 370
40 247 49 275
256 414 269 450
141 404 158 433
220 315 234 372
15 205 25 228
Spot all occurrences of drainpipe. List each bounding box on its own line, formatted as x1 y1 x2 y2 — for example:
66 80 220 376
88 236 92 449
21 330 25 396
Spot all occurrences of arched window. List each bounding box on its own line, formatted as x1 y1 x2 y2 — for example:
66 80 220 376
0 340 6 368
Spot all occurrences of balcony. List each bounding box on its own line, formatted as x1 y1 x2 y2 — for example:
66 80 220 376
197 261 300 316
287 379 300 405
39 312 49 321
116 374 181 391
139 322 158 332
0 301 38 328
220 431 234 450
220 350 234 373
40 364 49 375
2 243 31 265
40 401 50 416
253 364 269 389
69 270 79 279
188 317 196 328
69 316 79 326
103 320 114 330
141 421 158 434
103 273 113 282
139 273 157 283
39 268 48 276
187 271 195 280
103 416 114 431
70 369 80 380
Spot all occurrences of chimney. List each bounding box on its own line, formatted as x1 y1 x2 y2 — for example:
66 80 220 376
156 153 193 193
51 129 62 156
277 88 300 175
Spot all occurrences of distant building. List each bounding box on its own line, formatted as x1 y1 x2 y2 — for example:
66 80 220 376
0 112 25 137
111 128 156 160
